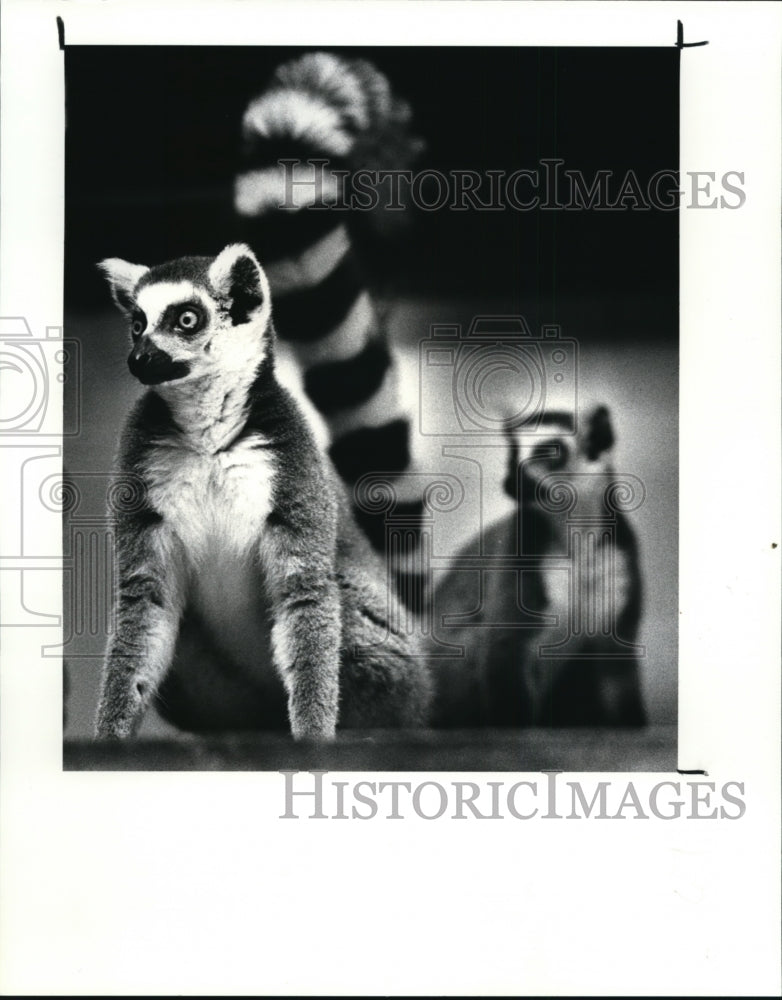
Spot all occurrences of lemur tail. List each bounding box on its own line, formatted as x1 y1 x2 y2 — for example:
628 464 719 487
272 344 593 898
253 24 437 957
234 52 427 610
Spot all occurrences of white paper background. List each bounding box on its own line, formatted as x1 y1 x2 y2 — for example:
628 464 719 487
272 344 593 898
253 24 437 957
1 1 779 994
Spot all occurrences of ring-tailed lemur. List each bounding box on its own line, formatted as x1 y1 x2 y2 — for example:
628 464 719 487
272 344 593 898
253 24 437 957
431 406 646 727
234 52 427 609
95 243 431 740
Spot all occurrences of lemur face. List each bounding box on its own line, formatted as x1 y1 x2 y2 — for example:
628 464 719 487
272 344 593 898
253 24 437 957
99 244 272 386
504 405 617 516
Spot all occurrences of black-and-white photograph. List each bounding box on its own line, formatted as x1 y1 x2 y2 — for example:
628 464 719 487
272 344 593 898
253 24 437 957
61 43 679 770
2 2 780 996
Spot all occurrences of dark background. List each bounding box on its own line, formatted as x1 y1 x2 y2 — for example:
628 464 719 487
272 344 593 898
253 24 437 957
65 45 679 338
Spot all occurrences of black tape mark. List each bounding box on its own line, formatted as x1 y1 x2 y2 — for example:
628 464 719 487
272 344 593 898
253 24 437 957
677 769 709 776
676 20 708 49
56 16 65 50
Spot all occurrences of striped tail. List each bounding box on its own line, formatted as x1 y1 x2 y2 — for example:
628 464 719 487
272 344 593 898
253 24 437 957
234 53 428 609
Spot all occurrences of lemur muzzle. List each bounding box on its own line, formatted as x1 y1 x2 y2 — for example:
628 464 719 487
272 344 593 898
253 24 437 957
128 341 190 384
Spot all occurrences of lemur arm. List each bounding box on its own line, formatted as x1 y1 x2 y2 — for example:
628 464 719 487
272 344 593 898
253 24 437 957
95 509 186 738
261 492 342 741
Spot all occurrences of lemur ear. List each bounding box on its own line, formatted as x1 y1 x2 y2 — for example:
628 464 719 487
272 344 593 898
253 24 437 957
208 243 269 325
582 405 615 460
98 258 149 314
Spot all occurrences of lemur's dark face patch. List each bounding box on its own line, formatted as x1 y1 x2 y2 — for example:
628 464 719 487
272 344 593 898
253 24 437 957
128 339 191 385
519 435 574 505
528 439 572 472
157 301 208 337
130 301 207 340
130 310 147 339
504 407 619 520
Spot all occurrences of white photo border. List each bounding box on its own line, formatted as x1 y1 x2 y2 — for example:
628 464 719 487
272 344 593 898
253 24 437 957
1 1 779 995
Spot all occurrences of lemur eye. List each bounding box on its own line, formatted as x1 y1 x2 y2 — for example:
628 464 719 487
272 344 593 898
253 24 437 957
177 309 200 331
131 319 145 337
531 440 570 470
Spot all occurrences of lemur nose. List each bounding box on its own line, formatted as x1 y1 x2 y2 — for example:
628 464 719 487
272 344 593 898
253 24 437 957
130 337 153 363
128 346 154 374
127 340 190 385
128 353 151 379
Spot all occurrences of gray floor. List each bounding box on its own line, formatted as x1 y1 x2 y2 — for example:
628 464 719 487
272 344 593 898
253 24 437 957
65 725 678 772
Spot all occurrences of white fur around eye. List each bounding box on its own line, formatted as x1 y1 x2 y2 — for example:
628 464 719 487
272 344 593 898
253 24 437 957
135 281 202 328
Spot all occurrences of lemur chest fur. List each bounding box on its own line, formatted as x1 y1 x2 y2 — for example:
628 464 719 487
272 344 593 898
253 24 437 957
482 531 631 637
142 434 276 663
144 433 275 554
537 539 632 635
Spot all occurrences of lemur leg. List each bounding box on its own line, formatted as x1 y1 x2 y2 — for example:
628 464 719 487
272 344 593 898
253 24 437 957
263 530 342 741
95 525 185 738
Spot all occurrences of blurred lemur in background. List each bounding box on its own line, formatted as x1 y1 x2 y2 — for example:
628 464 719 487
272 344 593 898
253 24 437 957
95 245 431 740
432 406 647 727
